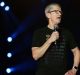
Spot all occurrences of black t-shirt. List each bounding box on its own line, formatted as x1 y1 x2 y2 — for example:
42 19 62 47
32 27 77 49
32 27 77 75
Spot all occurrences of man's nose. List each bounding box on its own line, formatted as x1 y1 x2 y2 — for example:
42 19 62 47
58 11 62 16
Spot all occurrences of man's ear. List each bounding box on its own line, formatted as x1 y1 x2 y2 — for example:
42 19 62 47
45 13 51 19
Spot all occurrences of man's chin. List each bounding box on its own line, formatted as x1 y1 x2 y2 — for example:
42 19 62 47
56 20 61 25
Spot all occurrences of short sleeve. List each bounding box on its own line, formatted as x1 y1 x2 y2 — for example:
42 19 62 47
32 30 43 47
67 31 77 49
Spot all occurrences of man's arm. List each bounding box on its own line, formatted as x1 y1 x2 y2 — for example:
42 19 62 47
65 47 80 75
32 39 52 60
72 47 80 71
32 31 59 60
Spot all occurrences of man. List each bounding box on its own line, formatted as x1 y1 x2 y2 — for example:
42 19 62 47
31 3 80 75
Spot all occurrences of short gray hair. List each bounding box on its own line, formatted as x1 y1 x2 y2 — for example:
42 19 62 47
45 3 61 14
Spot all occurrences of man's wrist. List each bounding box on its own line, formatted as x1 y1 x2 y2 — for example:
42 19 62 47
72 66 78 73
73 66 78 70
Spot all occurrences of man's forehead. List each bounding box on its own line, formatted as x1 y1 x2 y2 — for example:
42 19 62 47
50 5 61 10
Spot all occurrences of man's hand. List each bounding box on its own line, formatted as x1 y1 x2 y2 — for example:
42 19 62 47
64 68 77 75
48 31 59 43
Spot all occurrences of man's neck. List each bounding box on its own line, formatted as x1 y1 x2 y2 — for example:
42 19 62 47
47 24 58 30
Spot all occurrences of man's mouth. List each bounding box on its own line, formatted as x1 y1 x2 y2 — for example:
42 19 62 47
57 17 61 19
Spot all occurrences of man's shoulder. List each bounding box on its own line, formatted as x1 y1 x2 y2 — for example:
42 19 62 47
61 27 71 34
34 27 47 33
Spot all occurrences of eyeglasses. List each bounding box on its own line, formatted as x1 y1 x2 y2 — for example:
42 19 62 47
48 10 62 14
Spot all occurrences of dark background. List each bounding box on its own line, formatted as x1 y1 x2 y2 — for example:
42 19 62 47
0 0 80 75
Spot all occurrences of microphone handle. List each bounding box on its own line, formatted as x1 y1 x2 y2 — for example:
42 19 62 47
54 27 57 45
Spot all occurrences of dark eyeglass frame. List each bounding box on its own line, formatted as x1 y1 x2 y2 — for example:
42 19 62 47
48 10 62 14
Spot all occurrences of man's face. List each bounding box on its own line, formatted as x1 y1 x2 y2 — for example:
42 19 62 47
47 5 62 24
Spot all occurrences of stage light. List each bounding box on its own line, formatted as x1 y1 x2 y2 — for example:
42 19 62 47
6 67 15 74
6 68 12 74
7 52 12 58
5 6 10 11
7 37 12 42
0 1 5 7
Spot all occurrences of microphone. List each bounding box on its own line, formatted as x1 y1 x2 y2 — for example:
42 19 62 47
54 26 57 45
